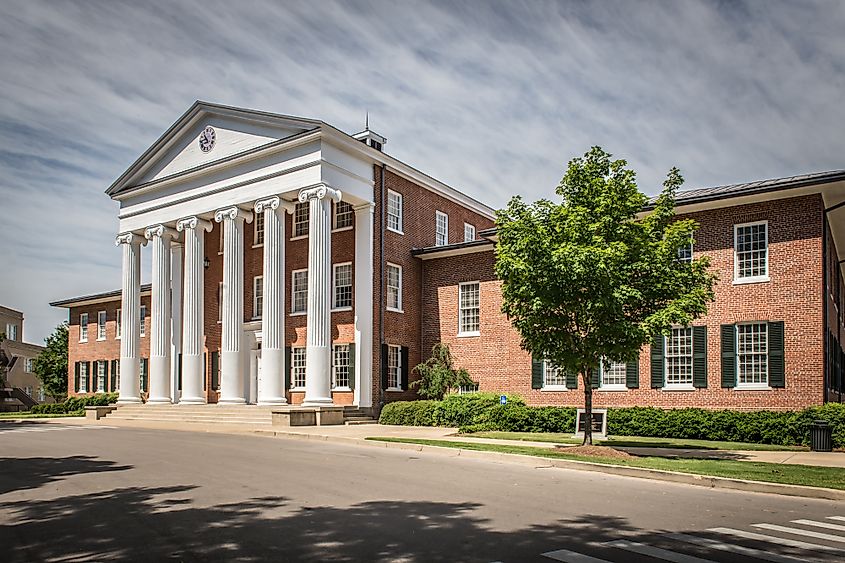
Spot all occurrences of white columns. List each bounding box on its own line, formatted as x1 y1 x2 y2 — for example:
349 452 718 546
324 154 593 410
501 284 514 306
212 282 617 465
115 232 145 404
353 202 375 408
300 184 342 406
170 243 183 403
214 206 253 404
144 225 178 404
255 196 294 405
176 216 213 404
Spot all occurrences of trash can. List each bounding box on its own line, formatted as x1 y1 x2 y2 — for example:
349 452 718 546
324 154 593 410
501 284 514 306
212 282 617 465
810 420 832 452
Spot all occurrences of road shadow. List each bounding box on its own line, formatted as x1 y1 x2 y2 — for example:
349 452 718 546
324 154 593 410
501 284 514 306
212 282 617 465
0 456 132 495
1 484 838 562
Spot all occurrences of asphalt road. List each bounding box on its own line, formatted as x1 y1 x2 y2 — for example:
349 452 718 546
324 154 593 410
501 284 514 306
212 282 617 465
1 421 844 562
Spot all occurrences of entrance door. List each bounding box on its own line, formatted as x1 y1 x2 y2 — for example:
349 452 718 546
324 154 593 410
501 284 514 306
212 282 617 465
249 349 261 404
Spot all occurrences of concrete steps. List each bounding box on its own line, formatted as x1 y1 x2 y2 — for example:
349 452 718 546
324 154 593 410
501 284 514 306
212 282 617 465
103 404 379 426
341 406 378 425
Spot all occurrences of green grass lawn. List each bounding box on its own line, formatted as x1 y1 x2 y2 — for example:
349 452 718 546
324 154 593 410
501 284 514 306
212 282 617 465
459 431 807 451
367 437 844 490
0 412 83 419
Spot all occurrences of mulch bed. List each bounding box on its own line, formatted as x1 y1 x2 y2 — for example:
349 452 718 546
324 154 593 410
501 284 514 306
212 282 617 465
555 445 633 459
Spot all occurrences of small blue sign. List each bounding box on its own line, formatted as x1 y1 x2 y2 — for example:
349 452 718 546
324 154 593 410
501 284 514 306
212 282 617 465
500 395 507 405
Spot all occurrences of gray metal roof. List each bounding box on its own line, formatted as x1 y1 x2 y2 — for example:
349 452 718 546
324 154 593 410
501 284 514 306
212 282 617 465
50 284 152 308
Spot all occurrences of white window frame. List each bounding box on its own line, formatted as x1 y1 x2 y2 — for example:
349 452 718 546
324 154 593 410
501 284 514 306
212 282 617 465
664 327 695 390
96 360 106 393
253 211 265 247
332 262 353 310
464 223 476 242
435 210 449 246
291 346 307 389
140 305 147 337
736 321 770 390
677 239 693 263
457 281 480 337
541 359 568 391
5 323 17 341
333 201 354 231
292 201 309 239
79 313 88 343
458 383 479 394
291 269 308 315
253 276 264 319
97 310 107 341
38 387 45 401
387 344 402 390
79 362 88 393
332 344 351 390
24 385 32 397
116 309 121 339
25 358 34 373
387 190 403 234
599 360 628 391
733 220 769 284
386 263 403 312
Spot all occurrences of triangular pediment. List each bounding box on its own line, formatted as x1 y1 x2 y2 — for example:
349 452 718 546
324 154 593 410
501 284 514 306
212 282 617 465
107 101 321 196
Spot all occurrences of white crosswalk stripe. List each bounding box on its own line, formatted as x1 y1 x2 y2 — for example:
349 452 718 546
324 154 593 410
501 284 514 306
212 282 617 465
791 519 845 533
666 532 809 563
752 523 845 544
604 539 715 562
541 548 610 563
826 516 845 522
709 527 845 554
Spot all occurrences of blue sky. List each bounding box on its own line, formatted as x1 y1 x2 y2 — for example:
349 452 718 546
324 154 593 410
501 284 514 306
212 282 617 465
1 0 844 343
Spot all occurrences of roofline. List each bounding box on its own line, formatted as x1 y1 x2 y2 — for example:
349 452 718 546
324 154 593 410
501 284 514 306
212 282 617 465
50 284 152 309
412 239 495 260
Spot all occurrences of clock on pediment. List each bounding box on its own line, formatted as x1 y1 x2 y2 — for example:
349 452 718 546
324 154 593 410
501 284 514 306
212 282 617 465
198 125 216 153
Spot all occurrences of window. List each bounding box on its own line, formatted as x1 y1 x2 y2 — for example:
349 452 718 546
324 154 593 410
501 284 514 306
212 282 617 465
292 269 308 313
5 323 17 341
335 201 354 230
253 276 264 319
435 211 449 246
387 190 403 233
24 386 33 397
458 282 480 335
386 263 402 311
140 358 148 393
79 362 88 392
543 360 567 388
25 358 34 373
79 313 88 342
97 311 107 340
38 387 45 401
333 344 351 388
116 309 121 339
464 223 476 242
294 202 309 237
254 211 265 246
292 347 307 388
387 345 402 389
735 222 768 281
665 327 694 387
333 263 353 309
677 240 693 263
459 383 479 394
97 361 106 393
737 322 768 387
218 282 224 322
140 306 147 337
601 361 627 389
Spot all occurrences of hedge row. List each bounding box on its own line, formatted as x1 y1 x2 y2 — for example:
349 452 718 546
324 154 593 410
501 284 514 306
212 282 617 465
30 393 119 415
378 395 845 448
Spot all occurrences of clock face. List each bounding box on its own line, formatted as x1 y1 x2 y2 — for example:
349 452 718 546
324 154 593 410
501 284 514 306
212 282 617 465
198 126 216 153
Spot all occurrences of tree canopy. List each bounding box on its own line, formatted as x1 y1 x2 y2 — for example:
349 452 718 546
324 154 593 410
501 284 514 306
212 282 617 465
411 343 477 400
495 146 716 444
34 322 69 401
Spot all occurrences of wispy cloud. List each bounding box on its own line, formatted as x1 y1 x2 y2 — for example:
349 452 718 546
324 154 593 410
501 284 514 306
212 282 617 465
1 0 844 342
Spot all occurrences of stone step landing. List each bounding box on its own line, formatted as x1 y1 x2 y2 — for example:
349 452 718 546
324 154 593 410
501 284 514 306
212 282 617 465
103 403 377 426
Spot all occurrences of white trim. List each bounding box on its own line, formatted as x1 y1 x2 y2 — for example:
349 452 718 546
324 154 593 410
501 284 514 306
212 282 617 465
386 262 403 312
464 222 476 242
387 344 402 389
291 268 308 313
96 310 107 341
140 305 147 338
253 210 265 247
735 321 770 389
332 261 353 310
386 189 403 234
435 210 449 246
541 385 569 392
457 281 480 336
333 200 354 230
290 234 308 241
331 226 354 234
115 308 121 340
733 220 769 283
79 313 88 343
253 275 264 320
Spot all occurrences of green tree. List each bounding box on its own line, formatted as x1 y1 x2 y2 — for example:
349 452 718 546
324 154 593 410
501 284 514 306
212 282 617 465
34 322 69 401
411 343 477 400
495 147 716 445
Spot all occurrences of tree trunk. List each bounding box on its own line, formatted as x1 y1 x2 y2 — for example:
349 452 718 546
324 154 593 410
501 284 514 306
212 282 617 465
582 366 593 446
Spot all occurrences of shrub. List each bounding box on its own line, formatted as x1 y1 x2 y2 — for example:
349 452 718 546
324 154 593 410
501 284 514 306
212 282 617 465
411 344 476 400
379 400 438 426
30 393 120 415
432 393 525 428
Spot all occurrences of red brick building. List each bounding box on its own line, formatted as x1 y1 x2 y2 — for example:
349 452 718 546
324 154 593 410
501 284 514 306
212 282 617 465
51 102 845 412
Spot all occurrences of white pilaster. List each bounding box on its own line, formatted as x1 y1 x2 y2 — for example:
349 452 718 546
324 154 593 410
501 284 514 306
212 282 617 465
144 225 178 404
353 202 375 408
115 232 146 404
214 206 253 404
255 196 294 405
300 184 342 406
176 216 213 404
170 242 183 403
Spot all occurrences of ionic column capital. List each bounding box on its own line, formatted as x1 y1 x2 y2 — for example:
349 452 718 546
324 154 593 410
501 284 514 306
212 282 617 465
176 216 213 233
144 225 179 241
214 206 254 224
298 184 342 204
115 232 146 246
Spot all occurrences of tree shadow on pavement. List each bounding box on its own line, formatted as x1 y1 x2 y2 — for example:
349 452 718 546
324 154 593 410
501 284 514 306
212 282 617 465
0 456 132 495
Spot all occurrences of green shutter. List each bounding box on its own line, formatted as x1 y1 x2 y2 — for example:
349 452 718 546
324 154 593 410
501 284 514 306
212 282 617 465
590 366 600 389
348 343 356 390
202 354 207 391
565 369 578 389
103 360 109 393
284 347 291 390
650 336 664 388
721 324 737 388
86 362 92 393
768 321 785 388
177 353 182 391
110 360 118 391
74 362 80 393
400 346 409 391
211 351 219 391
693 326 708 388
381 344 389 389
141 359 148 392
531 356 543 389
626 356 640 389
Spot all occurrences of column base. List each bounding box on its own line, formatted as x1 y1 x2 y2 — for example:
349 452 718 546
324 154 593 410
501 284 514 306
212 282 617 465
301 397 334 407
146 397 173 404
258 397 288 405
116 397 142 405
218 398 247 405
178 397 207 405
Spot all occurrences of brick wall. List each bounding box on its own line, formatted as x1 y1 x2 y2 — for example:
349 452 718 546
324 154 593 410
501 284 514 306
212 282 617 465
423 194 829 410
